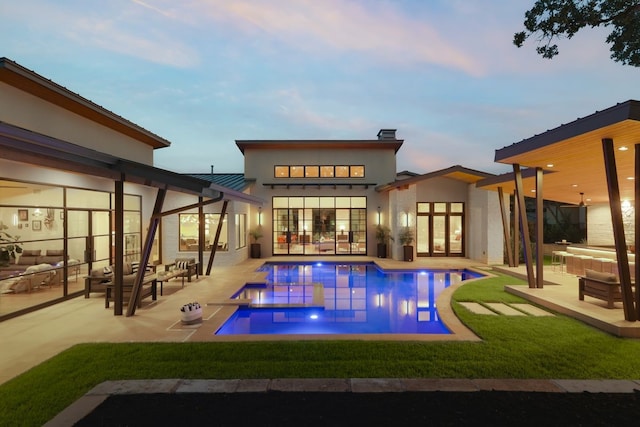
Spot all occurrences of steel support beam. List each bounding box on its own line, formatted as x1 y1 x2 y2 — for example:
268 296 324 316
602 138 636 321
498 187 515 267
114 178 124 315
633 144 640 320
513 164 536 288
206 200 228 276
198 197 205 276
535 167 544 288
127 188 166 317
513 189 520 267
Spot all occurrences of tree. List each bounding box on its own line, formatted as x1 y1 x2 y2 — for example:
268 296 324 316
514 1 640 66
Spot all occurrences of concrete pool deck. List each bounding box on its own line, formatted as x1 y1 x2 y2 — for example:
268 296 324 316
0 256 485 385
2 256 640 387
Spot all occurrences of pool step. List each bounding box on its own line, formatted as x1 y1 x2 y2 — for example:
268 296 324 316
249 283 325 309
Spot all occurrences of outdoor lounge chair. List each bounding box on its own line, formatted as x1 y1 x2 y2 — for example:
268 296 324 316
578 269 626 309
164 257 198 282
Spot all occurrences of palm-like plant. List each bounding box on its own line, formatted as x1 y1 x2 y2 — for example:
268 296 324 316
0 221 23 266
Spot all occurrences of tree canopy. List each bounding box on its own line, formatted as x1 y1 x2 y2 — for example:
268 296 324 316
514 0 640 67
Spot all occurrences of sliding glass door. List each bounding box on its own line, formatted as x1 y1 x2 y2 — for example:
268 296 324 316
272 197 367 255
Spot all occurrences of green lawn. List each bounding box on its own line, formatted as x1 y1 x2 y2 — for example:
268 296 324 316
2 271 640 425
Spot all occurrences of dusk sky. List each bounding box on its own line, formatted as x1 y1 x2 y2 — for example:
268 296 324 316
2 1 638 175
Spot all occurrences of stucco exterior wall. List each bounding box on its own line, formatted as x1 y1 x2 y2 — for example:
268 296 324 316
390 184 417 260
0 83 154 164
468 186 505 264
243 145 397 257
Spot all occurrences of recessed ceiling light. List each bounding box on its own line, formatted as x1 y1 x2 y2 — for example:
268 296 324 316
619 146 629 151
627 176 635 180
546 163 554 168
572 184 578 187
530 189 536 193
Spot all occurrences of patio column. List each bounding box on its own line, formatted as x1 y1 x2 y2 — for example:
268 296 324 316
513 164 536 288
603 138 636 321
633 144 640 320
206 200 228 276
513 189 519 267
113 177 124 316
498 187 515 267
198 197 205 276
127 187 166 317
535 167 544 288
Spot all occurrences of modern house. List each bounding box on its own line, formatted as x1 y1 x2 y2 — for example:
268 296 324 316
0 57 505 321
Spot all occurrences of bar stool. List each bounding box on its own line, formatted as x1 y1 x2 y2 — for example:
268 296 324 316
551 250 569 273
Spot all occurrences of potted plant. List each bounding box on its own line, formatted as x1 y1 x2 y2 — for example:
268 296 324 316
398 226 414 262
249 226 263 258
375 224 393 258
0 221 22 267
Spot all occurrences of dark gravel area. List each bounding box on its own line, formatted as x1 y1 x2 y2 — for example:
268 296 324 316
75 391 640 426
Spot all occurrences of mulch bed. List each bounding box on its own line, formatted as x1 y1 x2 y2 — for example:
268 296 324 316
75 390 640 426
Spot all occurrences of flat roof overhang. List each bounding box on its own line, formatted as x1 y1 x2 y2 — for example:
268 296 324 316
478 100 640 205
236 139 404 154
0 121 262 204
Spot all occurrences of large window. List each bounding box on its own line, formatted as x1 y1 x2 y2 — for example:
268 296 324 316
272 196 367 255
178 213 228 251
274 165 365 178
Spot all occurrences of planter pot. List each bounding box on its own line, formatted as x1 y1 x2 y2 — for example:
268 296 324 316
403 245 414 262
181 302 202 325
377 243 387 258
250 243 261 259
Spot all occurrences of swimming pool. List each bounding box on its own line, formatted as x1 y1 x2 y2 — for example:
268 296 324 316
215 262 484 336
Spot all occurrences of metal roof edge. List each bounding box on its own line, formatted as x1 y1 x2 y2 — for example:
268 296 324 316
495 100 640 163
0 57 171 149
377 165 496 192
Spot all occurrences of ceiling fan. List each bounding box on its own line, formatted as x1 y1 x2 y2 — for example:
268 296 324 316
560 192 588 208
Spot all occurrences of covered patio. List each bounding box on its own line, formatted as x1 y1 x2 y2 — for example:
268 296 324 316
495 264 640 338
478 99 640 329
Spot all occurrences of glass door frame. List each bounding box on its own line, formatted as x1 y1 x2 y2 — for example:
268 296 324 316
416 202 465 257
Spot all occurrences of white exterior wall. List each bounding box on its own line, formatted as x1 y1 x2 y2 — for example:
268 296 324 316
586 204 610 246
244 146 397 257
0 83 155 164
468 185 505 264
390 184 417 260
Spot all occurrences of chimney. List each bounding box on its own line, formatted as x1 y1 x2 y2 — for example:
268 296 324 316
377 129 397 140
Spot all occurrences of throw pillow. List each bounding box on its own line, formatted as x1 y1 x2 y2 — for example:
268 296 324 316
584 269 617 283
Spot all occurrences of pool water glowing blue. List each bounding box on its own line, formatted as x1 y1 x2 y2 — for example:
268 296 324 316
215 262 484 336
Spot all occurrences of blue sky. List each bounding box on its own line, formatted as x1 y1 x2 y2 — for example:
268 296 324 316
2 1 638 175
